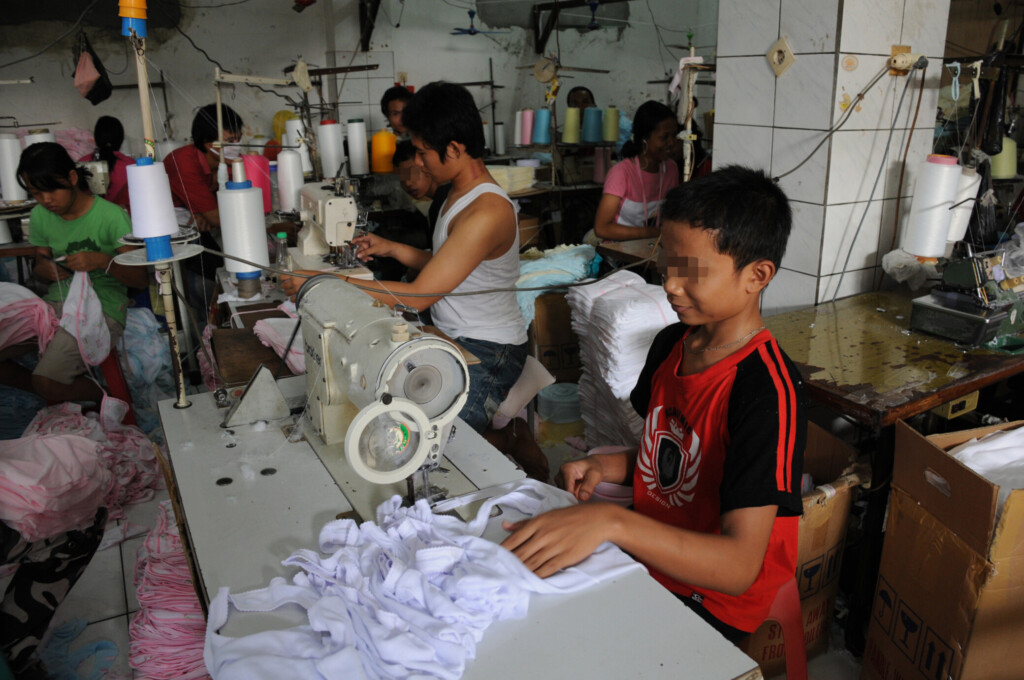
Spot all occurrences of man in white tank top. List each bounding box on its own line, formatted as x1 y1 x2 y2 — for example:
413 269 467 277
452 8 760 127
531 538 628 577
282 82 549 481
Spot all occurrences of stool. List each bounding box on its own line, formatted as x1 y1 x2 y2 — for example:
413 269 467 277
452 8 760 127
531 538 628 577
99 349 137 427
764 576 808 680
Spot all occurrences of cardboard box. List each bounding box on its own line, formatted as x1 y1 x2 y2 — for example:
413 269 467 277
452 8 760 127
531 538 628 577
743 422 866 677
862 421 1024 680
529 292 581 383
519 214 541 249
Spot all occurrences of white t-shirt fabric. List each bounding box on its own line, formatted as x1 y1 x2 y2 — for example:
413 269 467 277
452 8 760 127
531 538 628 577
204 479 644 679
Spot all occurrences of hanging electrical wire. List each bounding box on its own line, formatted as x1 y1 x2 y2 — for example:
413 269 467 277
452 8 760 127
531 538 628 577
0 0 102 70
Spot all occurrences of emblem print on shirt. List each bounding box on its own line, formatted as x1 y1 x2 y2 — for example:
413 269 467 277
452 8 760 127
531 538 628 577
638 406 702 506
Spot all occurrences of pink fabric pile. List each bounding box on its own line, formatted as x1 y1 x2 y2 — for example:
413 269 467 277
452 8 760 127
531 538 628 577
23 403 162 521
0 433 110 542
129 501 210 680
198 325 224 393
0 283 59 354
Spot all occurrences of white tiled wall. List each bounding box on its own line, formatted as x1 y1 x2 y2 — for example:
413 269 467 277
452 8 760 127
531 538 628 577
714 0 949 308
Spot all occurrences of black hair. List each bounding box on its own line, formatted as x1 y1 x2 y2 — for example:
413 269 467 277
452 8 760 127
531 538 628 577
191 103 243 151
93 116 125 176
17 142 90 193
393 139 416 165
661 165 792 270
620 100 676 159
401 81 484 163
566 86 596 108
381 86 413 117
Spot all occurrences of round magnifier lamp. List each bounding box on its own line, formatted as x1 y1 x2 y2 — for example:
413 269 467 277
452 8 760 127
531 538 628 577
344 396 432 485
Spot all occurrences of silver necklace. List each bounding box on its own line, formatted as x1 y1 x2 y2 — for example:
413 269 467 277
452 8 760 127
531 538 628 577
684 325 766 354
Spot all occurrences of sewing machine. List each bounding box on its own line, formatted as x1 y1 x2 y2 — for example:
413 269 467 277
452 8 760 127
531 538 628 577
294 275 490 520
910 243 1024 345
287 179 373 279
80 160 110 196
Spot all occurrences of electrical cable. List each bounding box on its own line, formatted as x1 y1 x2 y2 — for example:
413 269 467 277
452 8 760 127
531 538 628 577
772 64 890 182
885 67 929 255
201 245 660 299
175 0 254 8
0 0 101 71
831 62 923 302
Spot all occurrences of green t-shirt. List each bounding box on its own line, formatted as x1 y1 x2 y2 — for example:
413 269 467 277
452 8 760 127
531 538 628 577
29 196 133 326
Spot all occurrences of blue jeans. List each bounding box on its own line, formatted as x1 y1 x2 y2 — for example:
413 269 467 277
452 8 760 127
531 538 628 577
455 337 528 433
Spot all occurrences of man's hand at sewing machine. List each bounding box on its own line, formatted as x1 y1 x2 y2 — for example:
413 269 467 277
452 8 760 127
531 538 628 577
280 269 327 300
500 503 619 578
350 233 396 262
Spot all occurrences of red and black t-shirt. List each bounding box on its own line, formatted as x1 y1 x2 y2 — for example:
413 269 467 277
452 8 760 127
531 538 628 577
629 323 805 633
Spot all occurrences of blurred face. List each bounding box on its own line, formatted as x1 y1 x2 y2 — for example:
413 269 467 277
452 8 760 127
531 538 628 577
658 219 749 326
643 118 678 162
410 134 452 184
23 173 78 218
568 90 596 110
397 158 434 200
387 98 408 134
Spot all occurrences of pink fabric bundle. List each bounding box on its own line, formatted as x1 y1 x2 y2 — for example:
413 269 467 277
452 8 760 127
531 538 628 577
0 282 59 354
129 501 210 680
198 325 224 393
252 317 305 374
0 433 110 541
23 403 162 521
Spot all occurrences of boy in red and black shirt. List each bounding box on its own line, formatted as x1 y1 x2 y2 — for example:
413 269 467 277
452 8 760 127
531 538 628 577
503 165 805 643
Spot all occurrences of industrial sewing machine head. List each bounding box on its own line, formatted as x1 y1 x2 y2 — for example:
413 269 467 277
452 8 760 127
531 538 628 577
910 241 1024 345
80 160 111 196
295 276 471 517
290 178 369 273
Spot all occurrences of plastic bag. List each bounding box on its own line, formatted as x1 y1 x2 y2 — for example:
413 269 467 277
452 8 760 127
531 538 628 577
60 271 111 366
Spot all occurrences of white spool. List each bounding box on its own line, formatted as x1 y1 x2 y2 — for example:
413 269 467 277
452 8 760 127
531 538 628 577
0 134 27 202
317 122 345 179
218 185 269 275
347 119 368 176
277 150 304 213
514 111 523 146
22 130 56 148
125 161 178 239
494 122 506 156
284 118 313 174
901 155 961 258
947 169 982 243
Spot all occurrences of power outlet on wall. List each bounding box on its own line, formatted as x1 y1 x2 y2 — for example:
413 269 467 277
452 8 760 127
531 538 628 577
890 45 911 75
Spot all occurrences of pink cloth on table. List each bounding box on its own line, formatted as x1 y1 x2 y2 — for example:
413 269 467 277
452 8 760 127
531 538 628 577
198 324 224 393
129 501 210 680
22 403 162 522
252 317 305 374
0 433 110 541
0 283 59 354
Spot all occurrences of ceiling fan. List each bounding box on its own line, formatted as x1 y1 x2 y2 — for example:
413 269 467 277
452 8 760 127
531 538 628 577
451 10 509 36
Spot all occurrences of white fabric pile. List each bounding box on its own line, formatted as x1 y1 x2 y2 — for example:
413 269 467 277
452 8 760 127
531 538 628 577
486 165 535 194
948 425 1024 522
565 271 675 448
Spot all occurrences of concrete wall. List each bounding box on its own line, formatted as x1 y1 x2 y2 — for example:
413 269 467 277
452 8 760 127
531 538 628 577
0 0 716 157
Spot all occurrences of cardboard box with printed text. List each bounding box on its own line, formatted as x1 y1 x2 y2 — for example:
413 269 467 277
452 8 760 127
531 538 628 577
529 292 581 384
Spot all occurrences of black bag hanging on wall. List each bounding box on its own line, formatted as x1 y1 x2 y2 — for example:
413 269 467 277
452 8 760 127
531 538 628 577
73 32 113 106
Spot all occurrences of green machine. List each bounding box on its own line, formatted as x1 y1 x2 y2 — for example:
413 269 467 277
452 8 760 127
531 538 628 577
910 243 1024 345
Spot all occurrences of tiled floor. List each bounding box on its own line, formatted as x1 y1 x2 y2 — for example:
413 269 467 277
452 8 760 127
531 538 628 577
7 488 172 679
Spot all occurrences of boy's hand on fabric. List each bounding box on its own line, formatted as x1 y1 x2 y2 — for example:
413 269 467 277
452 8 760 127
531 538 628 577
500 504 613 578
65 251 111 273
279 270 321 300
190 213 212 232
556 457 604 501
350 233 393 262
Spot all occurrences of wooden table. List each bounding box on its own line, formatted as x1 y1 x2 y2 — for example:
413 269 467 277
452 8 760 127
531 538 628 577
765 291 1024 429
0 242 36 285
596 237 660 266
765 290 1024 653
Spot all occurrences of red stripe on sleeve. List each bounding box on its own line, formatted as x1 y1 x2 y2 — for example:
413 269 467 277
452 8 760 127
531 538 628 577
767 339 798 492
758 343 794 493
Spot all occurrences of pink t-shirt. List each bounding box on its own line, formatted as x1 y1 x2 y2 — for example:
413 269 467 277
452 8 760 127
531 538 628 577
603 157 679 228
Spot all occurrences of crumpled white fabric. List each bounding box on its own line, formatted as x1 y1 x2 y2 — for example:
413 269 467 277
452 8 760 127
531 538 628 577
948 426 1024 522
60 271 111 366
204 479 644 680
0 282 59 354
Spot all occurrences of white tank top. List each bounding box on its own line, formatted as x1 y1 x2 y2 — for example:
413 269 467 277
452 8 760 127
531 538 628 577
430 183 527 345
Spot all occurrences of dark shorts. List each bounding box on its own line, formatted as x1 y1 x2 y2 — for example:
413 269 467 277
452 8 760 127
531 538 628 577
675 592 751 644
455 337 528 433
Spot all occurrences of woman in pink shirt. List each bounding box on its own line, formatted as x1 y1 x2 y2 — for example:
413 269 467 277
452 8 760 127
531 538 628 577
592 101 679 242
78 116 134 207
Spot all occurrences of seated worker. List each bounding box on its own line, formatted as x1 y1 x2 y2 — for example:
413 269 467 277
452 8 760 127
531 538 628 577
1 509 107 679
566 85 597 111
163 103 244 302
79 115 134 207
0 143 147 404
394 139 451 230
502 166 805 643
381 85 413 139
283 81 549 481
590 100 680 243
